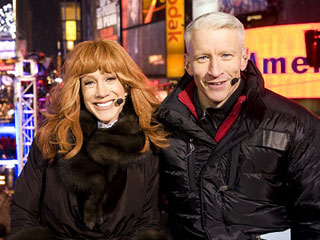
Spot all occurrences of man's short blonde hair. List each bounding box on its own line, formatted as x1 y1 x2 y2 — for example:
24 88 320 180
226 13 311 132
185 12 245 52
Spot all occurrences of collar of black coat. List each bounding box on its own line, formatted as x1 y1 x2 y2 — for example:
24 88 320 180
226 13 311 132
177 77 245 120
178 79 247 143
79 108 145 155
195 77 245 118
193 79 245 140
56 99 149 192
79 97 143 143
243 60 266 123
158 60 266 127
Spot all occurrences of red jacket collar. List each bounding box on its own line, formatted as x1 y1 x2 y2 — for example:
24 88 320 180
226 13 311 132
177 80 247 143
178 80 199 120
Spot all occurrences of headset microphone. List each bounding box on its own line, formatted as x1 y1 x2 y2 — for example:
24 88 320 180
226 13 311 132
231 78 239 86
115 98 124 106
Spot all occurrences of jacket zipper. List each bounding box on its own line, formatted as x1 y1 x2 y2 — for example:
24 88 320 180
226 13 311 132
187 138 196 191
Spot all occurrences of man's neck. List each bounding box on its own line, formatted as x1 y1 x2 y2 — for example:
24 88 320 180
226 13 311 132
201 80 241 109
194 79 245 138
200 79 244 112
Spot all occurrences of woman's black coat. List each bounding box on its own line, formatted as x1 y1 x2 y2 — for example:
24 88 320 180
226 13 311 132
10 105 160 240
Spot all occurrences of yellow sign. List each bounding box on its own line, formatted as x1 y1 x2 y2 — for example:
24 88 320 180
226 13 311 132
66 20 77 41
245 23 320 98
166 0 185 78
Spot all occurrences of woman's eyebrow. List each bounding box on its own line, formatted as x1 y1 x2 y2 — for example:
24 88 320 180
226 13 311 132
80 75 95 80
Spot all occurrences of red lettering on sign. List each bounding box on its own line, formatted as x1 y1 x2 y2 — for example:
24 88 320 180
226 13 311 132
167 0 182 42
168 6 181 18
168 19 178 30
168 31 182 42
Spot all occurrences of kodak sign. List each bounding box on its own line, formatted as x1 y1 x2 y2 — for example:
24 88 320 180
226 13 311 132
245 23 320 98
166 0 185 78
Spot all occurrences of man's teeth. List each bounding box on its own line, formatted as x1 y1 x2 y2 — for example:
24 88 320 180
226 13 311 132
96 101 113 107
212 81 226 86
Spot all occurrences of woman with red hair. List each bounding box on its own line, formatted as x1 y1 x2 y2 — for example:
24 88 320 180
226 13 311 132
10 40 168 240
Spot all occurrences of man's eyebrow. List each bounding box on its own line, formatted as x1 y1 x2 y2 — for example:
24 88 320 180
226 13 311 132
193 53 208 58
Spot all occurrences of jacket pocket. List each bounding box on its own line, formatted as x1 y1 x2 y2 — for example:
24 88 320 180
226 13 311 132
247 129 290 151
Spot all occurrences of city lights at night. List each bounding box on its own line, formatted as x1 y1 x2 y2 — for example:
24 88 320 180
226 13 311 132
0 1 320 239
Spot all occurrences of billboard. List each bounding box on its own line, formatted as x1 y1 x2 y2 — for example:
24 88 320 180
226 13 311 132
96 0 120 41
193 0 268 19
0 40 15 59
122 21 166 76
245 23 320 98
121 0 142 28
0 0 15 39
0 74 14 123
142 0 165 24
121 0 165 28
166 0 185 78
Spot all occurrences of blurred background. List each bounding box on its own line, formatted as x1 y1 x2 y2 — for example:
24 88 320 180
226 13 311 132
0 0 320 197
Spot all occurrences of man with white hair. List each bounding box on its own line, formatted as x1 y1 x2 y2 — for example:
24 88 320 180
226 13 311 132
158 11 320 240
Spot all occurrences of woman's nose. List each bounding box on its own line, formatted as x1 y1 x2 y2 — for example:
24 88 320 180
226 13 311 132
95 83 108 98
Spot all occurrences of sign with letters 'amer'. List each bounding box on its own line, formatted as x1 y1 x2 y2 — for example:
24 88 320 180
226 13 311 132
245 23 320 98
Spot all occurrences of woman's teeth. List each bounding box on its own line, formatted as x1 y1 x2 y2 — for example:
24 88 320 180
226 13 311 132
95 101 113 107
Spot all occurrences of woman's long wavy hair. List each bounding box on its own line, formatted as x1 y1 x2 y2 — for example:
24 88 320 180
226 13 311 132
36 40 168 161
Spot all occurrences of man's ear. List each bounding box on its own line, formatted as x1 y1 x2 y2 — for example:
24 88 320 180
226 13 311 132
184 53 193 76
240 47 249 71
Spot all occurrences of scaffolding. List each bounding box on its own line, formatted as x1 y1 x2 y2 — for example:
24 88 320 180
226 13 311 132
14 59 38 174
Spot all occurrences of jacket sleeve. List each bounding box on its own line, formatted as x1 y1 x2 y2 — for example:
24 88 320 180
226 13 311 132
0 190 11 236
289 121 320 239
10 142 46 234
129 154 161 237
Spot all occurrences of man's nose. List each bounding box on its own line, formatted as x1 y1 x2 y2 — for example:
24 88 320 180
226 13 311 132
208 58 223 78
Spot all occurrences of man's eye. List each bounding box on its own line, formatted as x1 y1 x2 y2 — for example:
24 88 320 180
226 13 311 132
222 53 232 59
197 56 209 63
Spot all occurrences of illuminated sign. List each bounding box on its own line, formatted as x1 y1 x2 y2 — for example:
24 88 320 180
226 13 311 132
66 40 74 51
96 1 119 41
245 23 320 98
192 0 219 20
0 1 16 39
65 20 77 41
122 21 166 76
143 0 165 24
0 62 14 71
166 0 185 78
100 27 117 41
0 40 15 58
61 2 81 21
144 0 157 23
149 54 164 65
121 0 142 28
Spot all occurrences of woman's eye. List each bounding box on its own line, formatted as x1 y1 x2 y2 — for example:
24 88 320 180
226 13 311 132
83 80 94 86
106 77 116 82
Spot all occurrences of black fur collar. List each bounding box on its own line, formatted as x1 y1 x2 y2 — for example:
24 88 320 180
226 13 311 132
79 103 146 169
56 101 150 229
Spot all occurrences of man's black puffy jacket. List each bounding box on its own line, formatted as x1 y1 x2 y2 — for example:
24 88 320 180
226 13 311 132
158 61 320 240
